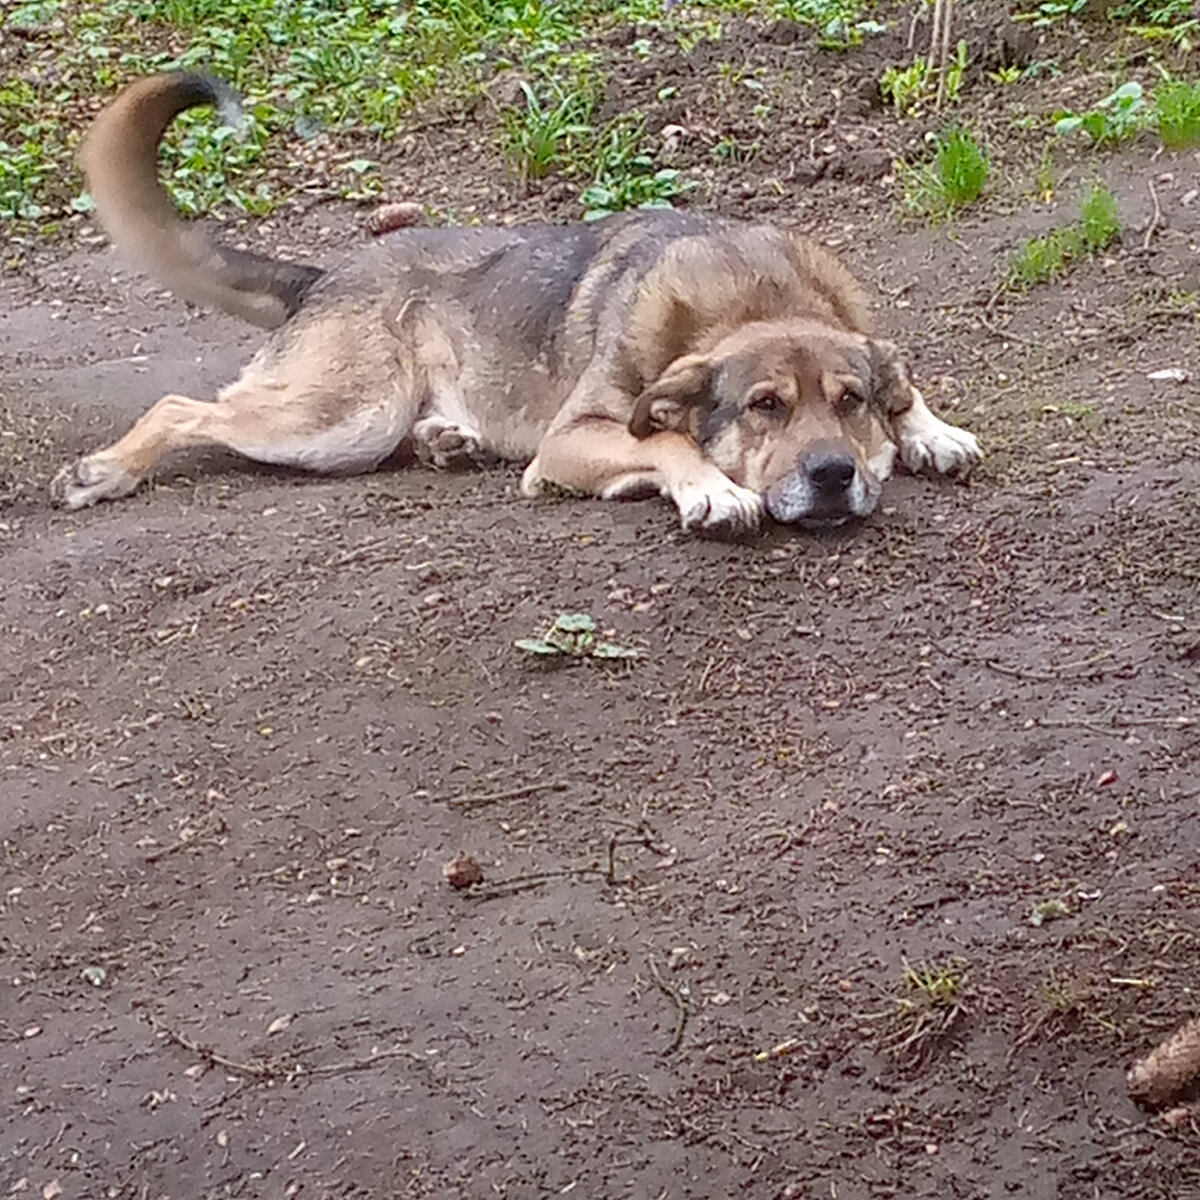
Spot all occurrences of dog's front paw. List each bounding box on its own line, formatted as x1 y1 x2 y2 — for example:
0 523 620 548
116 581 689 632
901 420 982 475
674 477 764 536
50 456 141 510
895 393 982 477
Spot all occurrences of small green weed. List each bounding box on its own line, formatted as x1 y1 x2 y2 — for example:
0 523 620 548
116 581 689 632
1108 0 1193 26
768 0 886 49
1079 180 1121 249
901 957 964 1009
1014 0 1087 25
1009 226 1082 286
1008 182 1121 288
988 64 1024 84
500 81 596 184
1054 81 1149 146
860 956 970 1065
898 127 989 219
880 41 969 115
1154 79 1200 149
515 613 638 661
1029 897 1071 926
579 119 691 221
881 59 932 116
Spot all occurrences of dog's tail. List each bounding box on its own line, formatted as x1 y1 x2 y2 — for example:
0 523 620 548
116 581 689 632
82 72 323 329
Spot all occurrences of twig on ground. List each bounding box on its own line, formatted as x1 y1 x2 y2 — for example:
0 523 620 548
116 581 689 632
647 956 689 1054
305 1046 424 1076
1143 179 1162 252
446 779 567 811
144 1011 422 1082
463 865 607 901
143 814 229 865
143 1011 273 1077
977 306 1037 347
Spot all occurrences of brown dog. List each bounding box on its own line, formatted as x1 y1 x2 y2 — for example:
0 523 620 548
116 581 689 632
51 73 981 531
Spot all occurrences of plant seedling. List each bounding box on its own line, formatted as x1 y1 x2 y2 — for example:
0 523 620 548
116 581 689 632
515 613 638 661
1054 81 1148 146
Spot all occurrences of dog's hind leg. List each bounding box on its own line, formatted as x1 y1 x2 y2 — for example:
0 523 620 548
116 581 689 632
51 382 413 509
51 316 421 509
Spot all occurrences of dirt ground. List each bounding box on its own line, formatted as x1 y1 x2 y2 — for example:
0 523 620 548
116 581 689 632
3 6 1200 1199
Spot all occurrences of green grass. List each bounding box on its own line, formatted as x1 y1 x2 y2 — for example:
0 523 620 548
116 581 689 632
0 0 874 236
880 41 969 116
579 118 692 220
898 127 990 220
1054 81 1149 147
500 80 598 185
1008 182 1121 288
1154 79 1200 149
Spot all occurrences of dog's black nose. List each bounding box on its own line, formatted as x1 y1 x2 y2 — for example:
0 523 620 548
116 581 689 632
807 451 856 495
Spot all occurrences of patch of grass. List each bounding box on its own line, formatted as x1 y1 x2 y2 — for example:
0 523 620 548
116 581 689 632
1079 179 1121 249
579 118 692 221
1009 226 1083 287
1154 78 1200 150
880 41 969 115
1008 182 1121 288
1017 0 1193 36
500 80 597 185
901 957 964 1009
859 956 971 1066
1054 81 1149 146
898 127 989 220
1 0 877 237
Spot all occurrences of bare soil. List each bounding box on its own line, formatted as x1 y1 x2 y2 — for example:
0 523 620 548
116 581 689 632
3 7 1200 1198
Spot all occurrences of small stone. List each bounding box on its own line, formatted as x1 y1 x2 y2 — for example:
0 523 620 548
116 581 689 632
442 854 484 889
366 201 425 235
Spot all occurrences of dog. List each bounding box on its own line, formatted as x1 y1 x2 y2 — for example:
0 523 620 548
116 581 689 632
51 72 981 532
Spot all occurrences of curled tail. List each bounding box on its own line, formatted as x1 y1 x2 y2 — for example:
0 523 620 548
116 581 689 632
82 72 323 329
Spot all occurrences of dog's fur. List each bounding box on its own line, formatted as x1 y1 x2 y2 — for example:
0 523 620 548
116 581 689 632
51 72 981 531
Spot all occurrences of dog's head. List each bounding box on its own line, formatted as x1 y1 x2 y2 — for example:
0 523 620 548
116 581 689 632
629 320 915 526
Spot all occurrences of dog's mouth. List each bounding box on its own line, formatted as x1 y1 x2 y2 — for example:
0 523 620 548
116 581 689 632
764 469 880 527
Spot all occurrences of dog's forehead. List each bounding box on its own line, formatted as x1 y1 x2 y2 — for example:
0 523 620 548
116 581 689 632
721 330 869 388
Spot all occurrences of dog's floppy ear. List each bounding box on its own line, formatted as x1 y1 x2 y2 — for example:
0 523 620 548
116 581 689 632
868 339 917 417
628 354 714 439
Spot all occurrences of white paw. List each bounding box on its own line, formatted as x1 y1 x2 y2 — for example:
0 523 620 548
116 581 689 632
897 399 982 476
50 456 141 510
413 417 486 470
674 476 764 535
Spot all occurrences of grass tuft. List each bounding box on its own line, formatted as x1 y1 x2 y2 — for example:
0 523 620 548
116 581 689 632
898 127 989 220
1154 78 1200 150
1008 182 1121 288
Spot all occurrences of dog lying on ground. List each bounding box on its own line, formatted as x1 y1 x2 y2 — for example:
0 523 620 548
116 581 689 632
51 72 981 532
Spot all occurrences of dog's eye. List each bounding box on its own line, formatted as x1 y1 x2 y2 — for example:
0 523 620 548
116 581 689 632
750 392 786 416
838 384 867 410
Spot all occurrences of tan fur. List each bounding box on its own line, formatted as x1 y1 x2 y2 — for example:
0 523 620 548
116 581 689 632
52 73 982 529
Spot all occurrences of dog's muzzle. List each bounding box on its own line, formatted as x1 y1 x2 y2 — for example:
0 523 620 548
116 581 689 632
764 445 879 526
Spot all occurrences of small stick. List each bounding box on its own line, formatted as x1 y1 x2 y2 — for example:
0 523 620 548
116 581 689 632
463 865 606 901
143 814 228 865
1143 178 1162 251
446 780 566 811
647 956 689 1054
144 1012 272 1078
